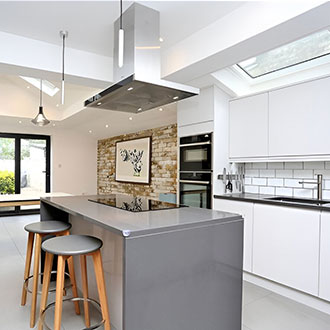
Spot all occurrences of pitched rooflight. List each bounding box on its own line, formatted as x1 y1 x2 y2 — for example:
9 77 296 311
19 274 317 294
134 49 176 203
20 76 59 97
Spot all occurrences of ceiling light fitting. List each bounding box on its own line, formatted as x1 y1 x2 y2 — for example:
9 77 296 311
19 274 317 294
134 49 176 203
118 0 124 68
31 79 50 126
60 30 68 105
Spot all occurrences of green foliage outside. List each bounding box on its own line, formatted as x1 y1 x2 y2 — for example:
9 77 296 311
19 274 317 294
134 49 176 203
0 170 15 194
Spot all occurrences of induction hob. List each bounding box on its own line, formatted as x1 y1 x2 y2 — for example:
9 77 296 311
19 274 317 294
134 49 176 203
88 194 185 212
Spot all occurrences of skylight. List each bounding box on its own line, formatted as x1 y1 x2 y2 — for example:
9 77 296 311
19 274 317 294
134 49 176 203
20 76 60 97
237 29 330 78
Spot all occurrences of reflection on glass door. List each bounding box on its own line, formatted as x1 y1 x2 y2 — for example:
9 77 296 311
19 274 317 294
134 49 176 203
21 139 47 195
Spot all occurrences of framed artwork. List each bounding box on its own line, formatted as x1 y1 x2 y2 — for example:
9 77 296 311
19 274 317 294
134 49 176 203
115 136 151 184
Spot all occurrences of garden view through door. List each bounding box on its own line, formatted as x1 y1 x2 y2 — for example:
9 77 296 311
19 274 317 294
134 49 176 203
0 137 15 195
21 138 47 195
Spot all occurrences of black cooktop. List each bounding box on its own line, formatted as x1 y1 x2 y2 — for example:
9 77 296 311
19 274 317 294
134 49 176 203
88 194 185 212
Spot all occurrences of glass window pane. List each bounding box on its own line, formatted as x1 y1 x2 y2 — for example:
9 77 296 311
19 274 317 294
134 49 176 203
237 29 330 78
0 137 15 195
21 139 47 195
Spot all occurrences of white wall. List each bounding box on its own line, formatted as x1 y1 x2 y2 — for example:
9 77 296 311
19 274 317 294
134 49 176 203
0 122 97 195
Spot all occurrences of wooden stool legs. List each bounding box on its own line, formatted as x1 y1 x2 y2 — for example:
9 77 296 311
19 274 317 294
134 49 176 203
21 232 34 306
80 255 90 327
92 250 111 330
39 250 111 330
31 233 42 328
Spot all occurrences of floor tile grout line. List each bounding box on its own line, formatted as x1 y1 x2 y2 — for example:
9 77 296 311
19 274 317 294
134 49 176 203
243 291 273 308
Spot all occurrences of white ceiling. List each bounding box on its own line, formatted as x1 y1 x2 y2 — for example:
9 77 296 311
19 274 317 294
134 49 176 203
0 1 244 56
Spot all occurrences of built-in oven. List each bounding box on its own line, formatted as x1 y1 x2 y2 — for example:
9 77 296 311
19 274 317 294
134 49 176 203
179 172 212 209
179 133 212 172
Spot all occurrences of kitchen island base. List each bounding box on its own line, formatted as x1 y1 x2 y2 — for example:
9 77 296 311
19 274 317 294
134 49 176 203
41 196 243 330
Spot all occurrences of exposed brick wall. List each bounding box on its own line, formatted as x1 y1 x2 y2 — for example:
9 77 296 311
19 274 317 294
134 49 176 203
97 124 177 198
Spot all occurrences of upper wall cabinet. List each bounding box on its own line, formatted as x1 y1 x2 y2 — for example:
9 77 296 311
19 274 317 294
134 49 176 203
229 93 268 159
269 77 330 157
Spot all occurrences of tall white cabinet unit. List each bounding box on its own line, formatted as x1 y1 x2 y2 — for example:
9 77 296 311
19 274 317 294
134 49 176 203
229 93 268 159
253 204 320 296
213 199 254 272
269 76 330 157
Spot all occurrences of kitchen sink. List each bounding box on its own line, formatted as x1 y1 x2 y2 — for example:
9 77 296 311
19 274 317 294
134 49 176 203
265 196 330 206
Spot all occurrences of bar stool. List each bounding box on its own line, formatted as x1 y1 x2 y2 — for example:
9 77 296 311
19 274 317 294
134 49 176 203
38 235 111 330
21 221 76 328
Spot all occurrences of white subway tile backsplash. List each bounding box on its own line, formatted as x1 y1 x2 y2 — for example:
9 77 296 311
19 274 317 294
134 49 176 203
324 180 330 190
293 188 313 198
245 185 259 194
322 190 330 200
285 162 303 170
268 162 284 169
314 170 330 179
252 178 267 186
243 161 330 198
293 170 314 179
260 169 275 178
245 169 259 177
267 178 283 187
276 187 293 197
284 179 302 188
304 162 325 170
253 162 267 169
244 177 252 185
275 169 293 178
259 186 275 195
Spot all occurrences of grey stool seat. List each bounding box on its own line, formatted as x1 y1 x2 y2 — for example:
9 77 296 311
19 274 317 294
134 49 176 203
42 235 103 256
24 221 71 234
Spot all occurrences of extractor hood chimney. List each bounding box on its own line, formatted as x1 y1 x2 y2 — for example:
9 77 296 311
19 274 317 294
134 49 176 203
84 3 199 113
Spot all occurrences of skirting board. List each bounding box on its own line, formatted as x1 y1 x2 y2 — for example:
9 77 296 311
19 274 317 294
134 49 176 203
244 272 330 315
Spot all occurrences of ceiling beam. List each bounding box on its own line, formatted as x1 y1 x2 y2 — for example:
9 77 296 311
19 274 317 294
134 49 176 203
161 1 329 83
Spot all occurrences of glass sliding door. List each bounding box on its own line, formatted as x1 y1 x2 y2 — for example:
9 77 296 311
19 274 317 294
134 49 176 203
0 133 50 215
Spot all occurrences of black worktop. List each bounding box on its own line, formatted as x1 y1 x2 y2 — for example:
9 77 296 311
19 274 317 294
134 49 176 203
214 193 330 212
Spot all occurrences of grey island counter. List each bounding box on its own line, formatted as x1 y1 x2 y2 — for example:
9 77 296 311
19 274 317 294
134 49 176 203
40 194 243 330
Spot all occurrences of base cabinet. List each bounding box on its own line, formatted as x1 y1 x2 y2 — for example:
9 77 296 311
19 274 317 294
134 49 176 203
213 199 253 272
320 212 330 301
253 204 320 296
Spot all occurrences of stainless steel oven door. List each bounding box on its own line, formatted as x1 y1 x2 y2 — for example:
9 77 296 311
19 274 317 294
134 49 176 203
179 179 211 209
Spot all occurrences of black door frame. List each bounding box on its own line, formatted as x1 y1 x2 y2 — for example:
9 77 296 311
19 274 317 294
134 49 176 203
0 132 51 215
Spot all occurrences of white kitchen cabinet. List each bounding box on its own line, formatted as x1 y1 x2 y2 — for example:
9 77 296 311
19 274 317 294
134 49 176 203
269 76 330 157
319 211 330 301
253 204 320 296
213 199 253 272
229 93 268 159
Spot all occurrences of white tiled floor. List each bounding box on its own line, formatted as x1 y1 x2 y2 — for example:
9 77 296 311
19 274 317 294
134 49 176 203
1 214 330 330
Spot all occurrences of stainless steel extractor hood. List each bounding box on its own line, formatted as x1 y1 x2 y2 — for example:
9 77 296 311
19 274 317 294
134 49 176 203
84 3 199 113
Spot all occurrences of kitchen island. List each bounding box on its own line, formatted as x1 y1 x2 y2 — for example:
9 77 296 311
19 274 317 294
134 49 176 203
40 194 243 330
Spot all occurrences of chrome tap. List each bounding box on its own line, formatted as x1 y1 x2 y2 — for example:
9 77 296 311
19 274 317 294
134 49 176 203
299 174 323 200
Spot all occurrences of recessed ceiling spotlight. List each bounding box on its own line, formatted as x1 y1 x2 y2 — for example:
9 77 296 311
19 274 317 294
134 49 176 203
26 86 30 89
52 123 56 127
89 130 92 133
173 96 179 100
105 124 109 128
159 108 163 112
97 102 102 106
127 87 134 91
56 104 59 107
129 117 133 121
18 120 22 124
137 108 142 112
159 37 164 42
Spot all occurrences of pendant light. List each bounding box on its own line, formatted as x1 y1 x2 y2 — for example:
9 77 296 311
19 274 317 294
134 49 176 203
59 30 68 104
31 79 50 126
118 0 124 68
